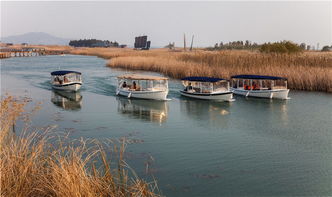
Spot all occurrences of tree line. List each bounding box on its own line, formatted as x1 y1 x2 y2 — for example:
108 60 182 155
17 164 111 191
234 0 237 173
69 39 119 48
208 40 331 53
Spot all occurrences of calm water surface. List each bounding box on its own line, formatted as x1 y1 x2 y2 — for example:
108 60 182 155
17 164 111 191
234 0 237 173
1 55 331 197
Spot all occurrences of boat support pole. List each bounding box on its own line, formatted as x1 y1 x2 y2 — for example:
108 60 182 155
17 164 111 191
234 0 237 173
246 91 250 97
270 92 273 99
128 92 132 98
116 90 119 95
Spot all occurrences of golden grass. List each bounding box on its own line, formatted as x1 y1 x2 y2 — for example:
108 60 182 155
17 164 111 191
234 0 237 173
70 47 164 59
0 96 159 197
3 44 73 52
70 48 332 92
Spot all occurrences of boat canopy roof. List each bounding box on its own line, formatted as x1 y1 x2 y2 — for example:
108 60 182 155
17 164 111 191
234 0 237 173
117 74 168 80
181 76 226 83
51 70 81 76
231 75 287 80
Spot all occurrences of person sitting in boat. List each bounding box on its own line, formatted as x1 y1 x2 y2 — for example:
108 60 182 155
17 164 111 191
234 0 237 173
132 81 137 90
64 76 69 83
185 83 194 92
122 81 127 88
252 82 260 90
54 76 60 84
131 81 141 91
58 77 63 85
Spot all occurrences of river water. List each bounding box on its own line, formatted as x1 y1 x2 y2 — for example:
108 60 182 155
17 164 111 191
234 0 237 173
1 55 331 197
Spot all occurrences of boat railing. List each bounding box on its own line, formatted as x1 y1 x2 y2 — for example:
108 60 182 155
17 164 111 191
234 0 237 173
52 74 82 85
119 79 168 92
272 86 287 90
232 78 287 90
183 80 229 94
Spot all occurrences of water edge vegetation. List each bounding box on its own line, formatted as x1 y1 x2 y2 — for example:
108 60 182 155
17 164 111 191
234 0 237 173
2 43 331 92
0 95 160 197
69 47 332 92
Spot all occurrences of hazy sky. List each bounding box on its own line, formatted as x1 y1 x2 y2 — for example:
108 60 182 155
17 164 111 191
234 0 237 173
1 1 331 47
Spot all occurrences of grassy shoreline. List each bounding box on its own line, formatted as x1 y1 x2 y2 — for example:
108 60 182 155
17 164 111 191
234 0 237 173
69 47 332 92
3 45 332 92
0 96 159 197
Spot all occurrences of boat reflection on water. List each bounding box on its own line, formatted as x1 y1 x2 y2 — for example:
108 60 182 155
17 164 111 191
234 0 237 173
180 98 231 128
242 96 289 126
117 97 168 124
51 90 83 111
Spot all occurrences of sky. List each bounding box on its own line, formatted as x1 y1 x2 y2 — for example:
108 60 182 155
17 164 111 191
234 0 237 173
1 1 331 47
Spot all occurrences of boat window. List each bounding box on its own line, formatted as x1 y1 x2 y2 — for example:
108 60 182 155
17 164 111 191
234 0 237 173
213 81 229 92
238 79 243 88
182 80 229 93
119 79 168 91
52 75 64 85
201 82 212 93
232 79 237 88
139 80 153 90
273 79 287 89
123 79 142 91
153 80 168 91
261 80 271 89
251 80 260 90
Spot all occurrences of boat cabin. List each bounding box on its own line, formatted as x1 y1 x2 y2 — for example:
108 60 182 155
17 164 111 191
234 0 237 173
181 77 230 93
51 70 82 85
117 74 168 92
231 75 288 91
116 74 169 100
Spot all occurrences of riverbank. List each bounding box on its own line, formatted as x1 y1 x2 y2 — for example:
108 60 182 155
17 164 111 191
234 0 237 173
0 96 159 197
2 45 331 92
70 47 332 92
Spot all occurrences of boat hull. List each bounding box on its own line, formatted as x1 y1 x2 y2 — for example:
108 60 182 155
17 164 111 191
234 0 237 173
117 89 168 100
180 90 234 101
231 88 289 99
52 83 82 92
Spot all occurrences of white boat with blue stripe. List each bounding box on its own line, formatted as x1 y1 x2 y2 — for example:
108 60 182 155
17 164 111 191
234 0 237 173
231 75 290 99
116 74 169 100
51 70 82 92
180 77 234 101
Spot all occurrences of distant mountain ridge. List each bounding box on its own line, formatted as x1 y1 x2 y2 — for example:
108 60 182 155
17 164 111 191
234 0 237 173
1 32 71 45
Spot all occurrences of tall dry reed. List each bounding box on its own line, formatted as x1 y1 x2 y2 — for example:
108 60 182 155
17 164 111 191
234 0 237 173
70 47 332 92
0 96 159 197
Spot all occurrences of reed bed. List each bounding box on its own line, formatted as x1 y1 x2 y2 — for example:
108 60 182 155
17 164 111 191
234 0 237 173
70 47 164 59
4 44 73 52
0 96 159 197
70 48 332 92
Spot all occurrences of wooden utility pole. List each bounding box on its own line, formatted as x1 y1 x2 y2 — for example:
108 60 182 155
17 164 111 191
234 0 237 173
183 33 187 51
190 35 194 51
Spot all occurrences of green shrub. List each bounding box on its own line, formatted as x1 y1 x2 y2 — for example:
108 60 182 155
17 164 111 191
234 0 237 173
321 45 332 52
260 41 303 54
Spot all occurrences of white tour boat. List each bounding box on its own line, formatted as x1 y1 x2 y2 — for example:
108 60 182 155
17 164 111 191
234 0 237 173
51 70 82 91
116 74 169 100
231 75 290 99
180 77 234 101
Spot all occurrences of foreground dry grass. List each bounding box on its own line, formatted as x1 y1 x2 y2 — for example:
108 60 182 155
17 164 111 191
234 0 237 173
71 48 332 92
0 96 159 197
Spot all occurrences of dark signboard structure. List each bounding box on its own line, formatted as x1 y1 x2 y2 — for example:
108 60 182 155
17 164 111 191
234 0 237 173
134 36 151 50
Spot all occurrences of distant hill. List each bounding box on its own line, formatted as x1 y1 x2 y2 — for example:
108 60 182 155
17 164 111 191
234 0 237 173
1 32 70 45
